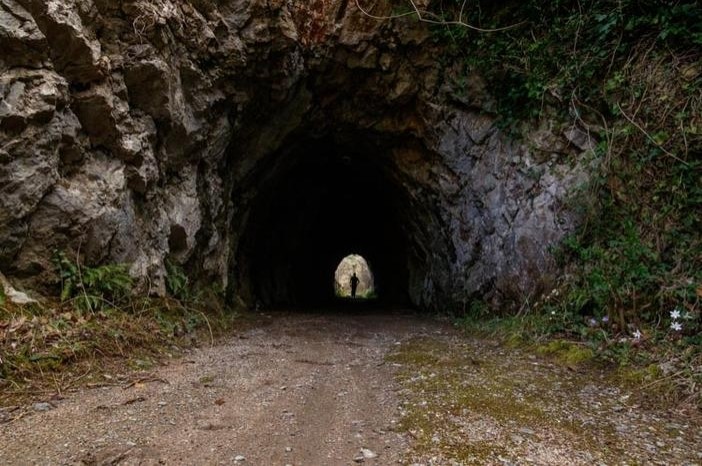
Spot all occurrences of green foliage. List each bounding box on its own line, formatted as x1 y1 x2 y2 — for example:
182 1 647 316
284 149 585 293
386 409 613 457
434 0 702 123
428 0 701 329
52 251 133 312
165 260 191 301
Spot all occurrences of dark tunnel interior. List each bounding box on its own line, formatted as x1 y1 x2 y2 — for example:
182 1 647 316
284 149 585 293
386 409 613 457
235 135 413 308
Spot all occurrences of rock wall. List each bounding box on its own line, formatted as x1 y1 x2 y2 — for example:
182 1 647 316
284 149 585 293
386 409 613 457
0 0 594 310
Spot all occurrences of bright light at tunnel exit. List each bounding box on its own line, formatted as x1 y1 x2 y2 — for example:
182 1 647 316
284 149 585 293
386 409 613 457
334 254 375 299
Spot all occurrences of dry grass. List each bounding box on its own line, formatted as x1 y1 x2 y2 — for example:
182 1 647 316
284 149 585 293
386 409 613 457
0 297 240 408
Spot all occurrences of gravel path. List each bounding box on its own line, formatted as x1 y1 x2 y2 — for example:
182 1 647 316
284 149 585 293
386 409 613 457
1 311 700 465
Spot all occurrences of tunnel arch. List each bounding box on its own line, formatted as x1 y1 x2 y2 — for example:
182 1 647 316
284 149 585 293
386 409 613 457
0 0 589 316
228 129 445 309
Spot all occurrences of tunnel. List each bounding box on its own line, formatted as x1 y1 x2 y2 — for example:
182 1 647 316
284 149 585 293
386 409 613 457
0 0 588 317
230 131 433 309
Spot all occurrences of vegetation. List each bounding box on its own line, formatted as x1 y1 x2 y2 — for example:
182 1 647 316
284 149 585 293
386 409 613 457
396 0 702 405
388 336 655 463
443 0 700 320
53 250 133 312
0 253 239 406
456 308 700 407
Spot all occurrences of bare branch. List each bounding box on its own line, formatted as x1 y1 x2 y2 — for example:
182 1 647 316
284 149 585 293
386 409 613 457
354 0 526 33
616 102 690 167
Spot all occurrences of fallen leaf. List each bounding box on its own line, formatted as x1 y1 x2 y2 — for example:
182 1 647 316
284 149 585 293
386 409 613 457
9 316 26 333
214 398 225 406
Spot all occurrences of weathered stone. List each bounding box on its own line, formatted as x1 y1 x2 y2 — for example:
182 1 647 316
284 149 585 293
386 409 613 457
124 57 172 121
0 69 66 132
0 0 590 311
0 272 37 304
0 0 48 68
23 0 104 83
564 126 596 151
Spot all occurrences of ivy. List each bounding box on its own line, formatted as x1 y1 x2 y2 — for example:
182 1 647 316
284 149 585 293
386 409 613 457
427 0 702 325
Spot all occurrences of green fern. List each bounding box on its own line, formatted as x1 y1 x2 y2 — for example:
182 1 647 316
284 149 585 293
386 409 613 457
52 250 133 311
165 260 190 301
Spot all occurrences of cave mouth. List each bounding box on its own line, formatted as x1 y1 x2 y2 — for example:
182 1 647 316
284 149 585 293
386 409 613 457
334 254 376 300
233 133 417 310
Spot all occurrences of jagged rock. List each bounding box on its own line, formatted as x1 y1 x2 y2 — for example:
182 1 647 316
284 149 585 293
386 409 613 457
0 68 66 132
564 127 596 151
123 57 172 121
23 0 104 83
0 0 592 310
0 0 49 67
0 272 37 304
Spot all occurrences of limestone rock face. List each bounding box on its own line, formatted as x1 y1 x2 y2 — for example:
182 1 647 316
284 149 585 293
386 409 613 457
0 0 594 310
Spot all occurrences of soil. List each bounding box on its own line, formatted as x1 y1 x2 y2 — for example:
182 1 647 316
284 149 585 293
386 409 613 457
1 310 701 465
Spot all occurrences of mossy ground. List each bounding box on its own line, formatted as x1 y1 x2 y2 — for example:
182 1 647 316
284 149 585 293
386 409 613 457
390 334 702 465
535 339 595 365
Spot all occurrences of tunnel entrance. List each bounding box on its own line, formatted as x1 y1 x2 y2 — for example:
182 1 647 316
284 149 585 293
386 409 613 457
334 254 375 300
232 133 416 310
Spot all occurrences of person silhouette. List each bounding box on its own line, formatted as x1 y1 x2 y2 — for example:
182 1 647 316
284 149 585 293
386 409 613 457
350 272 360 299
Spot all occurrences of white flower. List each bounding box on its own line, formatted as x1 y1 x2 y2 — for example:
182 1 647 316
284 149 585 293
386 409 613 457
670 309 681 320
633 329 642 340
671 321 683 332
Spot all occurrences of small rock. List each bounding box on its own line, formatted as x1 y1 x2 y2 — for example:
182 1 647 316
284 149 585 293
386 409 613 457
158 401 167 407
33 402 52 412
353 455 365 463
234 455 246 462
361 448 377 459
285 447 292 452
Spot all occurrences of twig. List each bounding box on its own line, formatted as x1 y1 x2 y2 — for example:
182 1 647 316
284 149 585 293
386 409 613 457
198 310 214 348
181 304 215 348
639 369 687 390
122 376 169 390
354 0 526 33
616 102 690 166
74 237 94 315
458 0 468 25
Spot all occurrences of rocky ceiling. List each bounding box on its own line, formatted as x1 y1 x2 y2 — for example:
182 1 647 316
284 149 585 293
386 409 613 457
0 0 593 311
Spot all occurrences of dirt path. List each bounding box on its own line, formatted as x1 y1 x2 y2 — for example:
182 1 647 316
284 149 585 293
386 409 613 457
0 311 423 465
1 311 701 465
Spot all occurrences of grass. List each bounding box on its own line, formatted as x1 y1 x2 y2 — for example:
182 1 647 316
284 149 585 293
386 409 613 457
0 296 241 407
422 1 701 408
455 311 701 409
388 336 620 464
